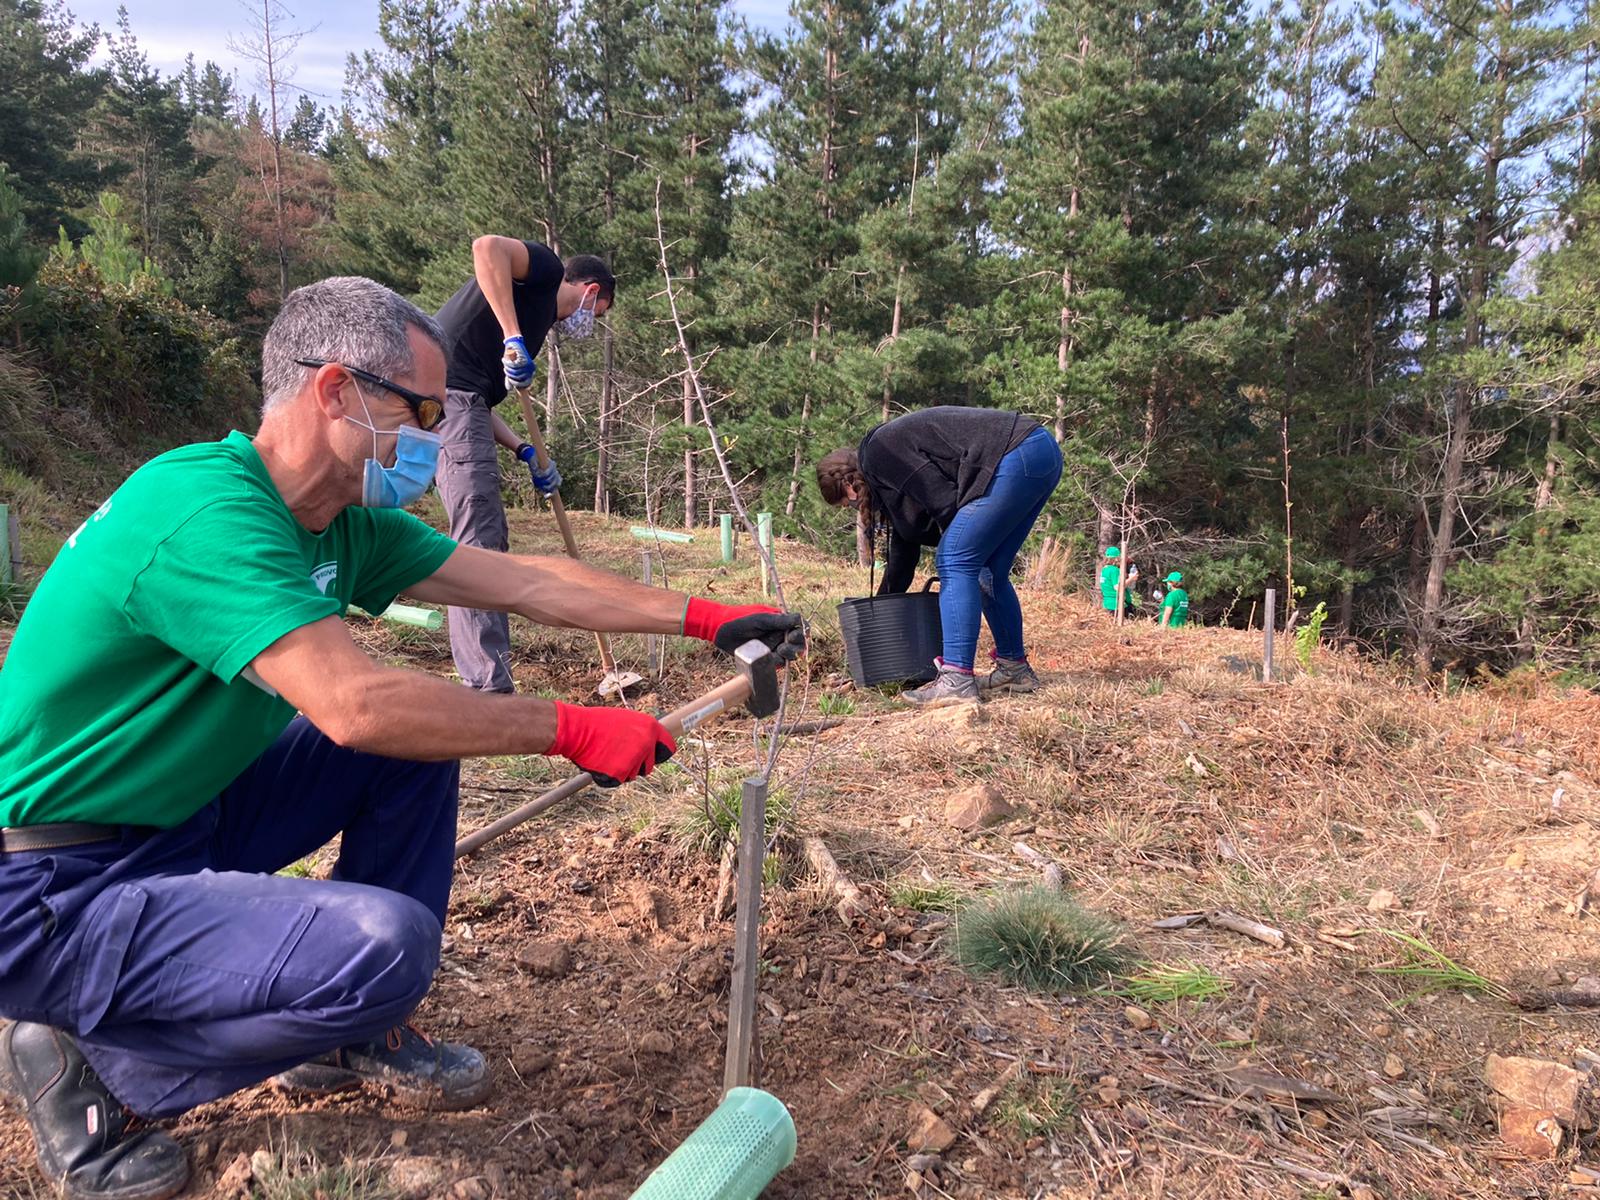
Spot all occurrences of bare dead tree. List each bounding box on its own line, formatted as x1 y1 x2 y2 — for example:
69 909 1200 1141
228 0 312 300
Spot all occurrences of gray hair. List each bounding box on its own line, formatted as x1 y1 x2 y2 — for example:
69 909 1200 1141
260 276 448 414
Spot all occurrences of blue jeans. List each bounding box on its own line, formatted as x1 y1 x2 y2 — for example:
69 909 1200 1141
934 426 1063 669
0 717 458 1116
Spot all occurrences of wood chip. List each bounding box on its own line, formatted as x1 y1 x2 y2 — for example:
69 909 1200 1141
1208 909 1287 948
1220 1067 1340 1105
803 837 867 923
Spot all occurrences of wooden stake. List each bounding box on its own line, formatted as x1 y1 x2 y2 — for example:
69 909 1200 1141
1263 588 1276 682
724 776 767 1094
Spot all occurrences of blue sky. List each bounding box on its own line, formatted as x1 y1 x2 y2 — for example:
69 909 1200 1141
75 0 792 104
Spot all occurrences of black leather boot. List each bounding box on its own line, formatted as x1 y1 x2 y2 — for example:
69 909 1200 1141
0 1022 189 1200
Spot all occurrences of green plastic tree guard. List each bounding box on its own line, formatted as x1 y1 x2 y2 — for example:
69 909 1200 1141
629 1087 796 1200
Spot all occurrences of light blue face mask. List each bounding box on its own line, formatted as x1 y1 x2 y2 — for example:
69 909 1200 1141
346 389 442 508
556 290 598 339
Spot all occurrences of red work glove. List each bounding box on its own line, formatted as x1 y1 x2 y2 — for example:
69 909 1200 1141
547 702 676 788
682 597 807 662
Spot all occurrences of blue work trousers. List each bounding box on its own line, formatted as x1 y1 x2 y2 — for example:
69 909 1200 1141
934 426 1063 669
0 717 458 1117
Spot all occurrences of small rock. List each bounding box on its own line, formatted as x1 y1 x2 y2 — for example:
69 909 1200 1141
897 814 916 829
628 881 670 930
1383 1054 1406 1079
390 1130 408 1149
1505 849 1527 870
1306 1109 1330 1130
944 783 1014 832
961 1158 978 1173
214 1153 253 1199
915 1081 953 1110
514 942 573 979
637 1031 675 1056
388 1156 449 1200
1367 889 1400 912
1350 1188 1380 1200
249 1148 275 1181
1484 1054 1586 1125
905 1153 941 1172
1124 1005 1154 1031
905 1169 925 1193
450 1178 490 1200
906 1103 959 1153
512 1045 554 1075
1372 1023 1393 1038
1500 1107 1564 1158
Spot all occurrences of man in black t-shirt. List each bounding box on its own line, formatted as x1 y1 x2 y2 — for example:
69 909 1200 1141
434 237 615 691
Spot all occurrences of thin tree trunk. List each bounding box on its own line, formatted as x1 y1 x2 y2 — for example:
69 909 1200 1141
1056 184 1079 443
261 0 289 300
1416 89 1506 676
1518 408 1563 660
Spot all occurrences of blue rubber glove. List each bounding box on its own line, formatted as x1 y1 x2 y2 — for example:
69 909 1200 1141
502 336 535 390
517 443 562 496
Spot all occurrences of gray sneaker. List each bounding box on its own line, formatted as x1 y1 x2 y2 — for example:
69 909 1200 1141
901 662 981 707
982 656 1041 694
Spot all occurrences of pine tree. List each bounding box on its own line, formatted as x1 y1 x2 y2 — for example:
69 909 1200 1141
89 9 198 267
332 0 462 295
0 0 105 238
1369 0 1597 673
995 0 1265 556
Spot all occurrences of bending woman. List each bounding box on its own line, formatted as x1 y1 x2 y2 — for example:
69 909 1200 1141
817 406 1063 705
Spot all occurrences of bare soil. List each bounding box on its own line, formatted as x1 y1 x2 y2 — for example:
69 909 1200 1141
4 510 1599 1199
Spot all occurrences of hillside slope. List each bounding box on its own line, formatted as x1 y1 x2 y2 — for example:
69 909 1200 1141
2 508 1597 1198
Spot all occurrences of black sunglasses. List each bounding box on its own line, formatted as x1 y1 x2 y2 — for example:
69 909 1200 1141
296 358 445 431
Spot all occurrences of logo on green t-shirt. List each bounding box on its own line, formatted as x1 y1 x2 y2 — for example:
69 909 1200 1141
310 561 339 595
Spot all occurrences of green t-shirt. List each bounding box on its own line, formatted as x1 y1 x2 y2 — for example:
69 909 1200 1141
1100 563 1123 608
0 431 456 829
1161 587 1190 627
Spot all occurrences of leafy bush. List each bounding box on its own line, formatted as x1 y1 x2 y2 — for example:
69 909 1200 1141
19 257 256 436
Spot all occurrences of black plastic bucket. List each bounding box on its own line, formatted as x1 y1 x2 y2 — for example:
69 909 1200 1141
837 578 943 687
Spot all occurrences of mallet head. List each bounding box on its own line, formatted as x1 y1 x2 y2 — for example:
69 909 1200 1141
733 639 781 718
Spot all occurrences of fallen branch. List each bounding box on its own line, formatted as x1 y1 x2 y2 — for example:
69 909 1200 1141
1208 910 1287 949
804 836 867 923
1152 909 1287 948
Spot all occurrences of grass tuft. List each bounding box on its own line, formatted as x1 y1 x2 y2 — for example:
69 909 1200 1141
1115 961 1232 1004
992 1076 1078 1138
1371 929 1509 1003
673 781 794 857
250 1139 394 1200
947 886 1130 992
818 692 856 717
888 880 963 913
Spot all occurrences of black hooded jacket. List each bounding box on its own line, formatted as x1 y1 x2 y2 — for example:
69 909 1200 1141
857 406 1039 594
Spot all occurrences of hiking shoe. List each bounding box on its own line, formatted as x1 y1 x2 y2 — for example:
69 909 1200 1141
272 1023 491 1111
901 661 981 708
982 656 1041 694
0 1022 189 1200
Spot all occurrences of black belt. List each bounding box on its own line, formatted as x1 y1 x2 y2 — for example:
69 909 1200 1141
0 823 121 853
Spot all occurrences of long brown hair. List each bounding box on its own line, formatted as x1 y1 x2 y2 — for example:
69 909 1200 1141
816 448 867 509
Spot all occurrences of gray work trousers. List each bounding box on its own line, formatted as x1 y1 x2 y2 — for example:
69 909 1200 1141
437 387 514 692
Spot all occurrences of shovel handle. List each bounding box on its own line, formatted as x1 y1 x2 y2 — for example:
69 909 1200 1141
511 385 619 677
453 671 759 859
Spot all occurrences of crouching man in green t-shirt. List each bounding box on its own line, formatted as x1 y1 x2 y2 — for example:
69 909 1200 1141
0 277 803 1200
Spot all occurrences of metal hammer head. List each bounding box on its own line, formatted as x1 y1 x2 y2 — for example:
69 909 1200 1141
733 639 782 718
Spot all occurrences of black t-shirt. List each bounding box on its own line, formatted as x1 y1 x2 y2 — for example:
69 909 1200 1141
435 241 564 407
858 406 1039 594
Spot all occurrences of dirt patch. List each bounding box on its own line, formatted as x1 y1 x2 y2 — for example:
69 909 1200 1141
4 513 1600 1198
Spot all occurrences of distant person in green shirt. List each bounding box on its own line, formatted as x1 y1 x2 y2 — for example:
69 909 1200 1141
0 277 803 1200
1160 572 1190 628
1099 546 1137 618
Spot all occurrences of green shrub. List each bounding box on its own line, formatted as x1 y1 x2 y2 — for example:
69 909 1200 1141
948 886 1130 992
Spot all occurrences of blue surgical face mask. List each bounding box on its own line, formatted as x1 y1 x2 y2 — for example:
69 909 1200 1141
345 387 441 508
557 290 597 339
